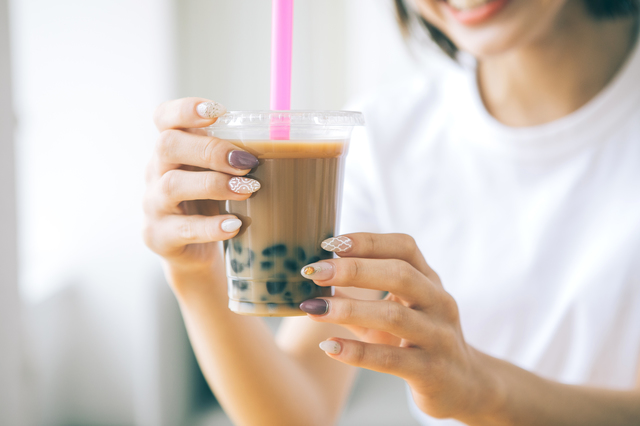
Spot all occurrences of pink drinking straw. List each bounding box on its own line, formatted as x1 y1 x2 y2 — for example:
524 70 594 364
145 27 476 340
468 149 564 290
270 0 293 140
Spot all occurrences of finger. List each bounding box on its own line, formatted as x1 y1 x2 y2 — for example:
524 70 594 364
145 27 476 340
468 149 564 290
301 258 435 307
155 129 259 175
152 169 260 212
319 338 418 378
153 97 226 131
143 214 242 255
301 297 430 344
320 233 436 281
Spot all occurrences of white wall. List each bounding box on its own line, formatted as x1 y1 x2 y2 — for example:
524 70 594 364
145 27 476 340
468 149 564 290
1 0 25 424
9 0 186 424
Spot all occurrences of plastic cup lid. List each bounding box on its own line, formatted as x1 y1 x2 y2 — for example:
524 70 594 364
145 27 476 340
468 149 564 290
207 110 365 129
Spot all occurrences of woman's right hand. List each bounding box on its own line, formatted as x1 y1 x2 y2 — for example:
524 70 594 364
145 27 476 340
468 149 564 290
143 98 261 282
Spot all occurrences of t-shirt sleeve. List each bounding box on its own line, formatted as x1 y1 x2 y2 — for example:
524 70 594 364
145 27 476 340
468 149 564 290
338 123 382 235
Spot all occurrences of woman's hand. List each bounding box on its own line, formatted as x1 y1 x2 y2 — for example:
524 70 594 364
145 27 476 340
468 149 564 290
143 98 261 281
298 233 504 421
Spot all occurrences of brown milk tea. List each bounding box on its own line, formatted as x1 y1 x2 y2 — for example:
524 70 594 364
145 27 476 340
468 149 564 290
221 140 346 316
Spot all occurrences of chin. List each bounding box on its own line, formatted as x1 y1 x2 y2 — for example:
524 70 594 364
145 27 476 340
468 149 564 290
415 0 570 58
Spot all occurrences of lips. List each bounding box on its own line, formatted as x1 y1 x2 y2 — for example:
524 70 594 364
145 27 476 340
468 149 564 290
441 0 510 25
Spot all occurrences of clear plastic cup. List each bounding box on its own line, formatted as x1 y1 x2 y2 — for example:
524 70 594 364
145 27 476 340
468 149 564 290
206 111 365 316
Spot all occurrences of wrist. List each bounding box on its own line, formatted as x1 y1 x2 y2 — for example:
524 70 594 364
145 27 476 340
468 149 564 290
163 257 226 302
459 347 510 426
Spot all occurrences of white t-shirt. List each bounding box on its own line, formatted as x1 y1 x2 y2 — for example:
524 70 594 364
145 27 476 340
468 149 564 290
340 35 640 425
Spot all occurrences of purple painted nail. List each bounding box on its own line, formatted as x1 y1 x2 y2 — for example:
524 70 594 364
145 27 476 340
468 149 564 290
228 150 259 169
300 299 329 315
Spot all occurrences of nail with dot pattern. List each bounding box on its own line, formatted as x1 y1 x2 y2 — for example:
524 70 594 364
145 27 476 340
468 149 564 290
321 236 353 253
319 340 341 355
196 101 226 119
229 177 261 194
300 262 335 281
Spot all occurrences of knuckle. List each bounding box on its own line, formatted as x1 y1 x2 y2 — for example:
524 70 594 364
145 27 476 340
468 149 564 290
141 191 156 215
346 258 362 281
390 259 411 282
365 233 376 253
178 217 197 242
441 292 460 323
385 302 406 328
152 101 166 128
379 349 401 371
201 137 221 165
142 221 155 248
401 233 417 248
335 299 355 322
202 172 218 196
159 170 180 199
156 129 178 158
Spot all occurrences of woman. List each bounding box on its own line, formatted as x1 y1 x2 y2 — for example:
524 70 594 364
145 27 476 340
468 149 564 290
143 0 640 424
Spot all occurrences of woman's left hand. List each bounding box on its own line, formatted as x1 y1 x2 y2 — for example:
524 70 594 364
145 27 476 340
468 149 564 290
299 233 503 421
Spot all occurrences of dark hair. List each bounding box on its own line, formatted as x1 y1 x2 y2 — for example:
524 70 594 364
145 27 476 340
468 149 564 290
394 0 640 60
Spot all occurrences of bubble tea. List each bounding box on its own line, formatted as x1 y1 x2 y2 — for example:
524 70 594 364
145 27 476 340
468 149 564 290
206 111 364 316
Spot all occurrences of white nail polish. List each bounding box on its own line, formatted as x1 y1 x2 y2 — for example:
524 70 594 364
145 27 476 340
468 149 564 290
197 101 226 119
319 340 341 355
221 218 242 233
321 236 352 253
229 177 261 194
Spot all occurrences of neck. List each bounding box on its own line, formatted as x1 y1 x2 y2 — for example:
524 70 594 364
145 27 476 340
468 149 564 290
477 2 638 127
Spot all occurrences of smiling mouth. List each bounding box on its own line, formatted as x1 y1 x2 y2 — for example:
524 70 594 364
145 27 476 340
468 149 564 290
441 0 496 11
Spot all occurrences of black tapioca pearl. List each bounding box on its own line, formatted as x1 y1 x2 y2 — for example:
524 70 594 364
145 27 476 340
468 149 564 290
232 280 249 291
262 244 287 257
307 256 321 264
260 261 274 270
260 296 268 302
283 291 293 300
230 259 244 273
274 273 287 280
300 281 313 295
233 240 243 255
296 247 306 262
266 281 287 295
283 259 299 273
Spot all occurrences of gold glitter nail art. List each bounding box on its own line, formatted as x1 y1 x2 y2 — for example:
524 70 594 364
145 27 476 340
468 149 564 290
303 266 316 275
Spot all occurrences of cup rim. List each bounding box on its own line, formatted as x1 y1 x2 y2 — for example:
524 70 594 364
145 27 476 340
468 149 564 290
206 110 365 129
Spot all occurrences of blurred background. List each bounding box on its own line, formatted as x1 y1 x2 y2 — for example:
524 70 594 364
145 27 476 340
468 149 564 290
1 0 449 424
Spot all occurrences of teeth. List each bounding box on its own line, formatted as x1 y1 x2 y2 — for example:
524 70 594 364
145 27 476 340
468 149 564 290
448 0 492 10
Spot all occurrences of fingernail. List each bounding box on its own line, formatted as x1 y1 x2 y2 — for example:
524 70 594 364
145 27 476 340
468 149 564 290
300 299 329 315
229 177 261 194
221 218 242 233
196 101 226 119
319 340 341 355
321 236 353 253
228 150 259 170
300 262 335 281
